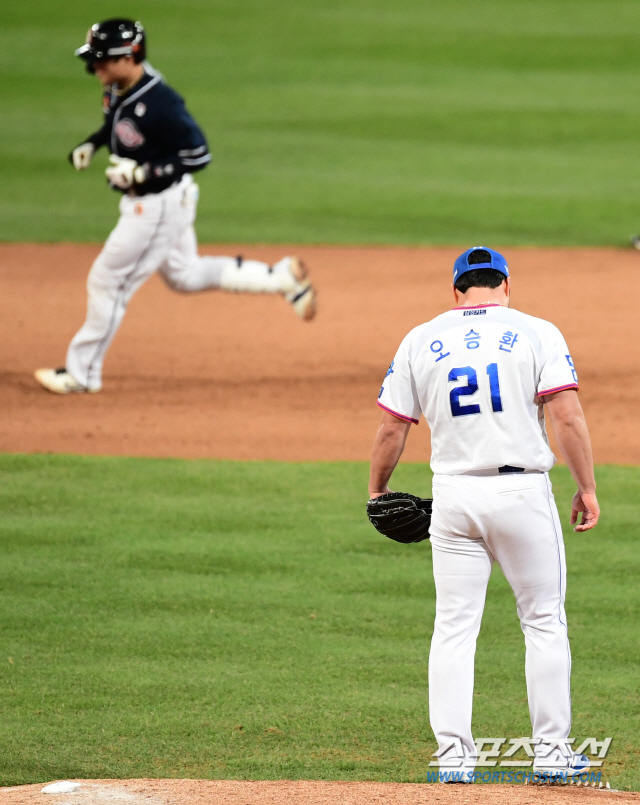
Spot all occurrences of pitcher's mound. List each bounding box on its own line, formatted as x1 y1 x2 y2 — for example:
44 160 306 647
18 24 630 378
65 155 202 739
1 779 638 805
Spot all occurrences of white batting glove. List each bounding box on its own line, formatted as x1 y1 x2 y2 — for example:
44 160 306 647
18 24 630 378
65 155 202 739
105 155 147 189
71 143 95 171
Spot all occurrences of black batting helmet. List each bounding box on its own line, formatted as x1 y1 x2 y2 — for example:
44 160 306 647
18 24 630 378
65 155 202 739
75 19 146 72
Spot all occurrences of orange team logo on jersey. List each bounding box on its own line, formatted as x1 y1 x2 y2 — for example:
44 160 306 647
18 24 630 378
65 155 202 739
134 203 144 215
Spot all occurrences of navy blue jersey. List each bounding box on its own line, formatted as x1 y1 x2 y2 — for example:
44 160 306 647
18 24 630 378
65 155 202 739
83 67 211 195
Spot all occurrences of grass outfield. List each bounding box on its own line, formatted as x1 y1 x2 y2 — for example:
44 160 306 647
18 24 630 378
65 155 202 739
0 455 638 789
2 1 640 245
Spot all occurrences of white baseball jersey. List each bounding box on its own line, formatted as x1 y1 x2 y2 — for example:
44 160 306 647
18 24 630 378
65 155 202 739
377 303 578 474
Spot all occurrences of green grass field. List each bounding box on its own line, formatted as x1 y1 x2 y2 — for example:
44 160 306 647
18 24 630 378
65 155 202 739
1 455 638 789
2 0 640 244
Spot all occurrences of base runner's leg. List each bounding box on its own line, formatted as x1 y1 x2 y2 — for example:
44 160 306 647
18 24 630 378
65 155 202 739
161 226 313 296
158 180 316 319
160 225 280 292
159 224 226 290
428 478 493 776
66 193 169 391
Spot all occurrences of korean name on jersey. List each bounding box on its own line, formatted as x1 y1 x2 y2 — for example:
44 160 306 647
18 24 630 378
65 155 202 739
377 304 579 475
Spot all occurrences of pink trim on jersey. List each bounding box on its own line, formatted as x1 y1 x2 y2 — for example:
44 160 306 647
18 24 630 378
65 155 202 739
377 401 419 424
452 303 502 310
537 382 579 397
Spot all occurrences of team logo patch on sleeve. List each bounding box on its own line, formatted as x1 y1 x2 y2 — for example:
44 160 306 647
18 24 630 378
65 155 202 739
114 118 145 149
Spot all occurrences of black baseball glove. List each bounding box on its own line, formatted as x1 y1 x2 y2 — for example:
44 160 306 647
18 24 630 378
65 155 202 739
366 492 432 544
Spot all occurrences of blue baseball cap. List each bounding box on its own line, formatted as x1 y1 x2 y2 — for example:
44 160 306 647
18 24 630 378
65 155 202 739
453 247 509 285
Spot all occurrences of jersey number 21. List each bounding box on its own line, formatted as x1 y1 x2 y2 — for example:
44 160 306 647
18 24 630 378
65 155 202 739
449 364 502 417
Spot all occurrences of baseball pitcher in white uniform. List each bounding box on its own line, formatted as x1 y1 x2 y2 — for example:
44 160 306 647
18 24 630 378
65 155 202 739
369 247 599 781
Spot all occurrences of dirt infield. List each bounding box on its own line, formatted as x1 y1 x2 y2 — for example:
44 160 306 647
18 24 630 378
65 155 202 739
2 779 638 805
0 243 638 464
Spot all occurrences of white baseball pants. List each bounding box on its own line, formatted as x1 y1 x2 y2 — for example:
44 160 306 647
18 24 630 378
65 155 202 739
428 471 571 772
66 175 295 391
